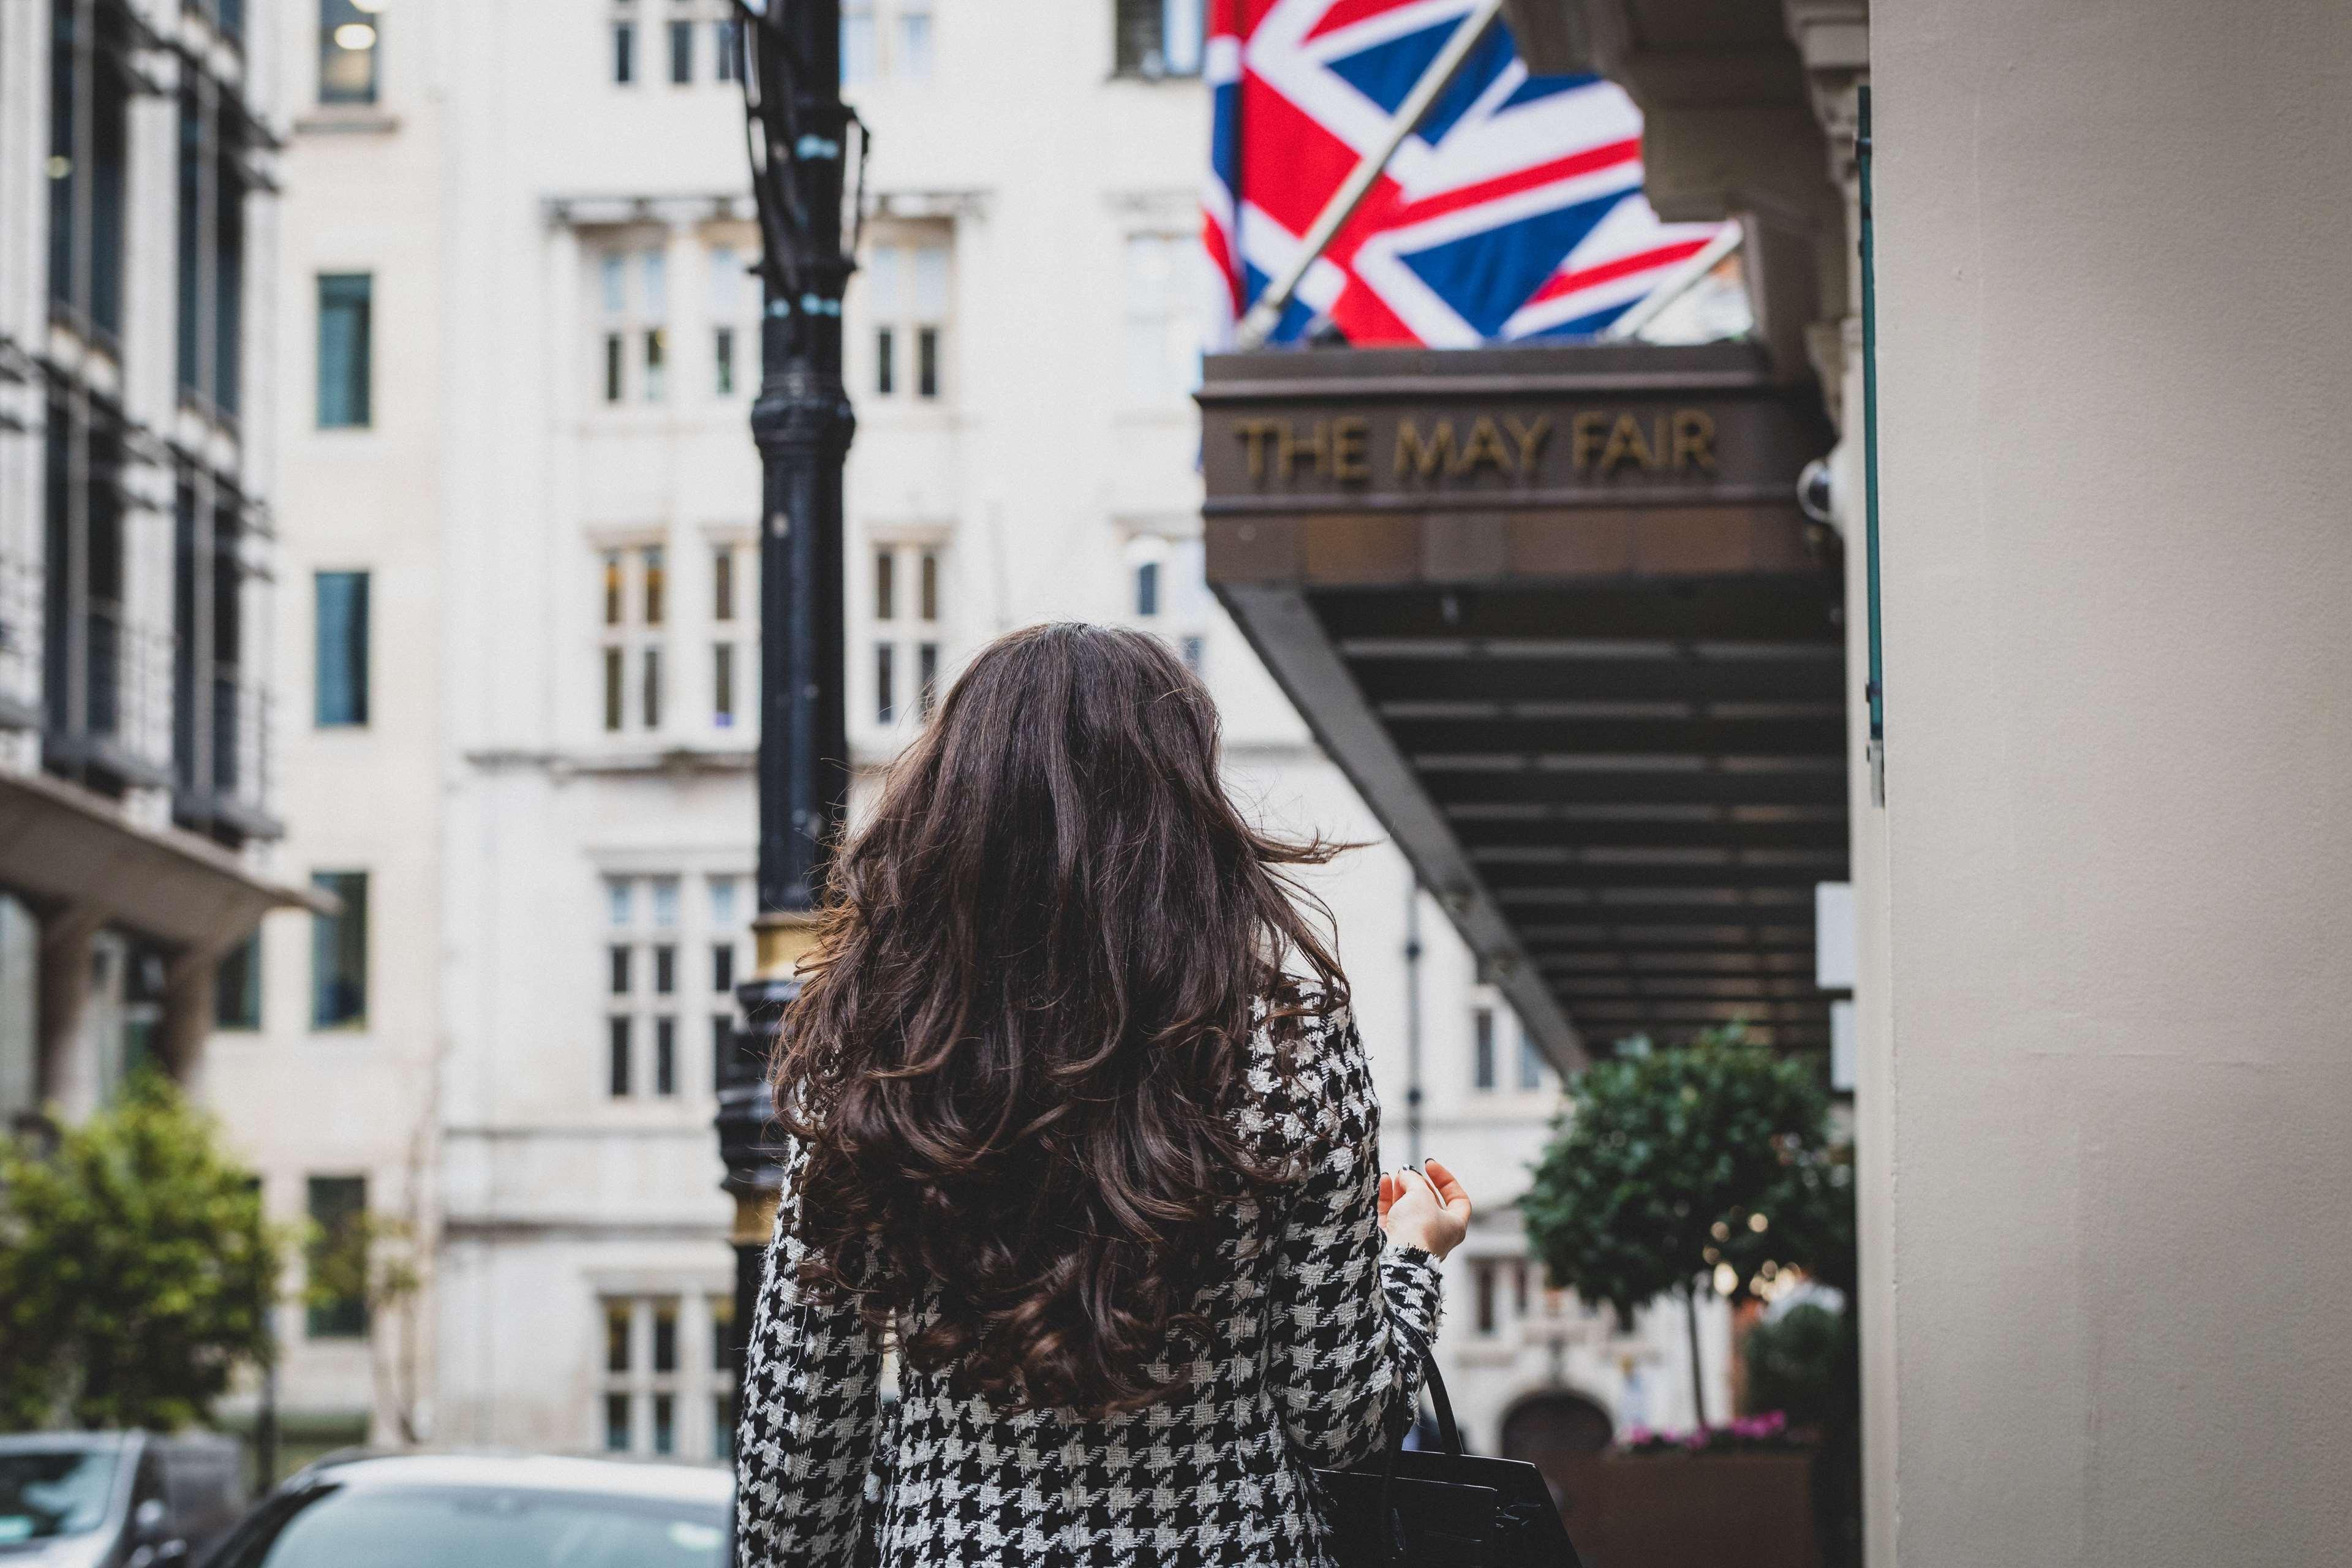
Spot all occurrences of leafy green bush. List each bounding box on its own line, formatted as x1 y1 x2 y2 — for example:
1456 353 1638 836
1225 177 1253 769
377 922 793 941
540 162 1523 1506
1741 1302 1846 1431
0 1074 284 1431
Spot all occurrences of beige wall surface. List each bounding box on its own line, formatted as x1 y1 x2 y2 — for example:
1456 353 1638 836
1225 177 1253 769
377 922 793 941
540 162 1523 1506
1868 1 2352 1561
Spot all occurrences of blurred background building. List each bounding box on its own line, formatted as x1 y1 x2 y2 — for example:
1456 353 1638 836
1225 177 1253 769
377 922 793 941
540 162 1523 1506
202 0 1728 1472
0 1 312 1142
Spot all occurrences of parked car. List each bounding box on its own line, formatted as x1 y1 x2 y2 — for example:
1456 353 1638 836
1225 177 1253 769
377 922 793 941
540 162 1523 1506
198 1453 731 1568
0 1431 245 1568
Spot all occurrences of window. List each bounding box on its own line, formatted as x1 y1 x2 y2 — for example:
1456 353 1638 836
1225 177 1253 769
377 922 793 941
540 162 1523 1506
871 543 943 730
606 1302 631 1374
1115 0 1204 77
669 18 693 82
600 1294 729 1458
608 1017 632 1095
1124 535 1207 672
1474 1260 1498 1336
711 942 734 993
613 20 636 84
315 571 370 726
604 873 718 1099
48 0 133 343
319 0 381 105
597 546 668 733
311 871 369 1029
1473 1006 1496 1090
649 630 668 728
170 472 259 827
655 1017 677 1096
864 238 949 401
306 1175 369 1338
714 18 741 81
899 2 934 81
712 645 735 726
710 242 750 399
216 933 262 1030
841 0 875 84
317 273 373 428
1518 1029 1547 1090
595 247 669 404
1125 233 1202 404
709 540 753 731
177 79 249 417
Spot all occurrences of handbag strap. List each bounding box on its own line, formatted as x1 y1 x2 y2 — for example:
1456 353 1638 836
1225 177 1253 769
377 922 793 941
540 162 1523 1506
1366 1318 1458 1563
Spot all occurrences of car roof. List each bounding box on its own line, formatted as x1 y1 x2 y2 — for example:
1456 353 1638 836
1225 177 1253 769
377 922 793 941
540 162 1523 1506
0 1433 130 1456
296 1452 731 1507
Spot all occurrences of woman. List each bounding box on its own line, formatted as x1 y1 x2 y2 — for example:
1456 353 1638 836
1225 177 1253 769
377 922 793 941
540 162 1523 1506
736 622 1473 1567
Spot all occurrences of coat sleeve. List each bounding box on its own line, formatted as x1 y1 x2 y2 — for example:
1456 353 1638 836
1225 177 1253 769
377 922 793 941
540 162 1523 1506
1264 1007 1445 1471
734 1135 885 1568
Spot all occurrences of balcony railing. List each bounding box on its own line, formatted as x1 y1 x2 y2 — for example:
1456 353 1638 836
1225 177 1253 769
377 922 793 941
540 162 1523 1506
181 671 274 832
0 551 39 731
45 600 175 788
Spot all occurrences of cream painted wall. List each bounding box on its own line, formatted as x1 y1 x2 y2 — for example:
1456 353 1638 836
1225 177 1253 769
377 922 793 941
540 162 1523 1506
1868 1 2352 1560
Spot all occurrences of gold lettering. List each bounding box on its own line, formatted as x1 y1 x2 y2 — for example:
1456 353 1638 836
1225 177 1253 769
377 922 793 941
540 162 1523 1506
1452 416 1513 477
1597 413 1656 476
1395 418 1457 480
1332 417 1371 482
1506 415 1552 475
1672 409 1717 472
1277 420 1329 480
1570 411 1610 473
1234 420 1280 481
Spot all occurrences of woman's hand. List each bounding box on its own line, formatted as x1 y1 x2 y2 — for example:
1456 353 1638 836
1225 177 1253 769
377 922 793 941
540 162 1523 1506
1377 1157 1472 1261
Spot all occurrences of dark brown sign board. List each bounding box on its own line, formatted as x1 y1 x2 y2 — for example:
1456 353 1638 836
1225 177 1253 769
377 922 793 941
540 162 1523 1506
1200 343 1831 588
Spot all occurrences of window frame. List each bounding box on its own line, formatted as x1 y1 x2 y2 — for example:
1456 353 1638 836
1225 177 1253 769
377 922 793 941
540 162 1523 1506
316 272 374 429
314 570 371 728
309 869 369 1031
318 0 382 106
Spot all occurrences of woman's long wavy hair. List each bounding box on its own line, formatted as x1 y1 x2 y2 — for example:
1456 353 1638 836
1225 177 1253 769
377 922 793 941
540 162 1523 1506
771 622 1347 1417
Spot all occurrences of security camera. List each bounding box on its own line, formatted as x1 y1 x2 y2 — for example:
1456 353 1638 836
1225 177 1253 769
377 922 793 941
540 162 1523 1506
1798 456 1837 526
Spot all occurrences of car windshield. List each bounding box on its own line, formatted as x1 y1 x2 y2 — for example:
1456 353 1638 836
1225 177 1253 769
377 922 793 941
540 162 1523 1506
214 1483 725 1568
0 1449 119 1544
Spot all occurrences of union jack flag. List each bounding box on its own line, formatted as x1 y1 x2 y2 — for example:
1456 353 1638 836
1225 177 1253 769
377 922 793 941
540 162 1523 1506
1204 0 1732 347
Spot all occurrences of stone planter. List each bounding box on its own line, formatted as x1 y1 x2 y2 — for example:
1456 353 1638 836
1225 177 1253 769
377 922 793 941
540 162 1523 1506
1540 1449 1820 1568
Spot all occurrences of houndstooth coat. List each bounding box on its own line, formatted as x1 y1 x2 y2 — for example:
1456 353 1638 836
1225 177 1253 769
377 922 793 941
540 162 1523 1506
734 999 1445 1567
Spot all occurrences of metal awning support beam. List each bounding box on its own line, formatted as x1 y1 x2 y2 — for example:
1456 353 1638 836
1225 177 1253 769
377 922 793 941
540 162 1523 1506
1219 582 1587 1073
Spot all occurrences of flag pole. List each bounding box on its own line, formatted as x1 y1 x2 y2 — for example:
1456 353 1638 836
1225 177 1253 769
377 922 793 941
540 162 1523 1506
1597 222 1744 341
1233 0 1506 349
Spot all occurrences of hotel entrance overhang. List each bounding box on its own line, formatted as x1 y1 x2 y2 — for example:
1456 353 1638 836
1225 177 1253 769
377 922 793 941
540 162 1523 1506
1202 341 1843 1071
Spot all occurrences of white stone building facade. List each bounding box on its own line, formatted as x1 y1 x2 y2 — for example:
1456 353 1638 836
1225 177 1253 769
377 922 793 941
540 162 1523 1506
240 0 1728 1466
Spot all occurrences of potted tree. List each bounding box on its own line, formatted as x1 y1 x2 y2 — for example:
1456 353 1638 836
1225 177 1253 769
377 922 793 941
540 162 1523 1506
1521 1025 1855 1568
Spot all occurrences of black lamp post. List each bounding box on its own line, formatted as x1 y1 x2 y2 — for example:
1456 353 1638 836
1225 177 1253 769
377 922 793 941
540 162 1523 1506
717 0 861 1425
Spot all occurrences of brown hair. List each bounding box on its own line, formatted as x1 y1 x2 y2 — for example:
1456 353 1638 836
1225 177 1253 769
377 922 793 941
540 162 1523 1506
771 622 1346 1416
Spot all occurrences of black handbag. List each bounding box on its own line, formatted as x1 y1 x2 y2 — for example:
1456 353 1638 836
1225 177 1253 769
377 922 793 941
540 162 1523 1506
1314 1325 1585 1568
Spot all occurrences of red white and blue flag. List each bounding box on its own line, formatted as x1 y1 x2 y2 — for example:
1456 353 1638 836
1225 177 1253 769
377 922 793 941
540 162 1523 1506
1204 0 1731 347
